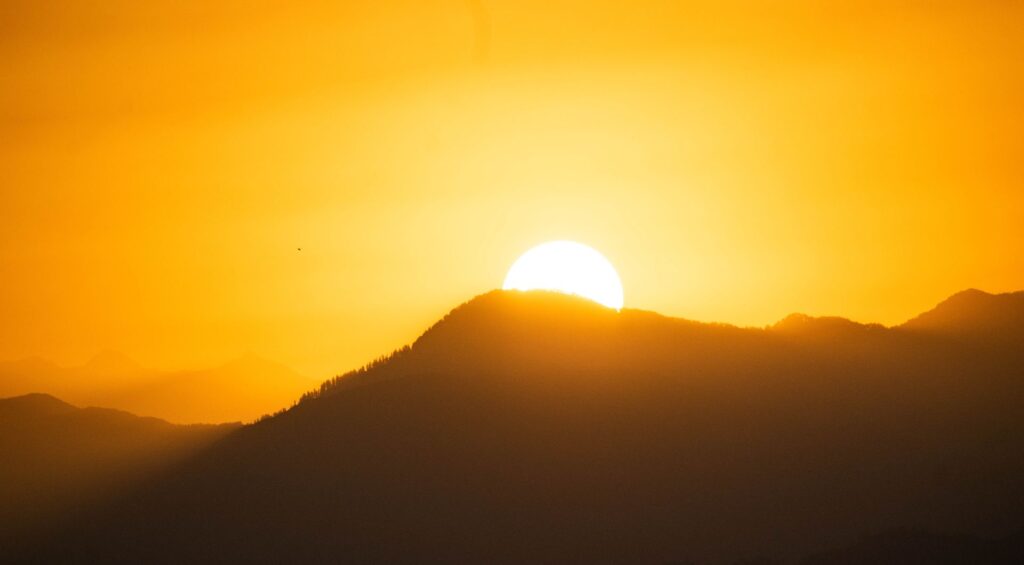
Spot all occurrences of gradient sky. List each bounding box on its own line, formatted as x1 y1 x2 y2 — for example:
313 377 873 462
2 1 1022 378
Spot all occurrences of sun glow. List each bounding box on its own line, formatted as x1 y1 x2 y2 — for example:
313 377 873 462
502 241 625 310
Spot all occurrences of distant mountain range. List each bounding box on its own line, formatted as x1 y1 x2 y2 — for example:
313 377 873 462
0 352 313 423
10 288 1024 564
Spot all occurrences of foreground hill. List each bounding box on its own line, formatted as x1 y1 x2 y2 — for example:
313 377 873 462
0 353 313 423
0 394 235 551
26 290 1024 563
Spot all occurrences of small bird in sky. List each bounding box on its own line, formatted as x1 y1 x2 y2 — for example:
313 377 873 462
297 248 302 251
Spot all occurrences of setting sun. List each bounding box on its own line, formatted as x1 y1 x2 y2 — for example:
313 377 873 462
502 241 624 310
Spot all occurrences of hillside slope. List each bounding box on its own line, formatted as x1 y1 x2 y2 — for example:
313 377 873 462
0 394 236 550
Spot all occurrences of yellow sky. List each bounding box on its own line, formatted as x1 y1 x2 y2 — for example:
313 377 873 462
1 1 1022 378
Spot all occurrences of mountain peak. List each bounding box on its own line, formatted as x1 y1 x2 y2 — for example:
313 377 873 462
81 350 142 374
215 352 306 380
413 290 621 349
453 289 620 316
769 313 886 342
900 288 1024 335
0 393 77 417
948 288 992 300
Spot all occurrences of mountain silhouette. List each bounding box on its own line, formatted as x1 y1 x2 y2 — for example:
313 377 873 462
16 289 1024 564
80 349 145 375
901 289 1024 337
0 394 235 552
0 352 313 423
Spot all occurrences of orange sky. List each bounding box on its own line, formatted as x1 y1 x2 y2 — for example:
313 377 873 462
1 1 1022 378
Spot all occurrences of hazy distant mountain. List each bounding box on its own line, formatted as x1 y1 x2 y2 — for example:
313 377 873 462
0 394 235 551
19 290 1024 564
99 353 315 424
80 349 145 375
0 353 313 423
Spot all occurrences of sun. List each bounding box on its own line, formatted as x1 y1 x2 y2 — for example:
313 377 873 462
502 241 625 310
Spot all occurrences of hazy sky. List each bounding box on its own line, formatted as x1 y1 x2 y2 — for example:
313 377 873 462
2 1 1022 377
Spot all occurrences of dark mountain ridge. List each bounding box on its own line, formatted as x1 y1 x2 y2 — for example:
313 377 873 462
0 394 236 552
23 289 1024 564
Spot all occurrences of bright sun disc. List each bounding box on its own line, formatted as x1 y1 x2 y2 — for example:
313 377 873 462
502 241 624 310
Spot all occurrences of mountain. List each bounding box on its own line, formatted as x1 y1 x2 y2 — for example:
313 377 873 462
80 349 145 375
19 290 1024 564
0 352 313 424
98 353 314 424
0 394 235 552
901 289 1024 338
